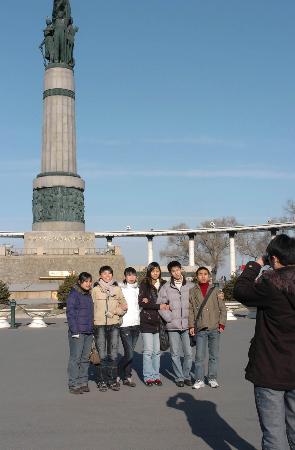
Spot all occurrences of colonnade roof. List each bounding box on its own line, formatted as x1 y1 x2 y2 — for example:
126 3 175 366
94 222 295 237
0 222 294 239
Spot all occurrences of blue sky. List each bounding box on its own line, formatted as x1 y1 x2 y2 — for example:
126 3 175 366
0 1 294 265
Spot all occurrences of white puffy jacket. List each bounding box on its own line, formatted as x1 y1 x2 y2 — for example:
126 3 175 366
119 282 140 327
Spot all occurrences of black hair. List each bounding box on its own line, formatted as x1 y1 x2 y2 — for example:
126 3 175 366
78 272 92 283
99 265 113 275
167 260 182 272
145 262 162 285
123 267 137 284
196 266 211 276
266 234 295 266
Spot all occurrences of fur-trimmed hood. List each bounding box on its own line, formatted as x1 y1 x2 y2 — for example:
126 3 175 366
258 266 295 306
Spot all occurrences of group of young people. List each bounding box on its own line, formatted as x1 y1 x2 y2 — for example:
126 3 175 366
66 261 227 394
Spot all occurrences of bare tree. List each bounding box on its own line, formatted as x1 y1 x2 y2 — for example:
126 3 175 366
195 217 239 278
236 232 271 260
285 200 295 220
236 207 295 260
160 223 190 265
160 217 240 278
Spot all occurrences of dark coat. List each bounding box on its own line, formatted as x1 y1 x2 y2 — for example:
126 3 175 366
138 280 166 333
66 285 94 335
233 262 295 390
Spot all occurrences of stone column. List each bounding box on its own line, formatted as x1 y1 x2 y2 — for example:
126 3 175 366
229 232 236 275
147 236 154 264
32 66 85 231
188 233 195 267
107 236 114 249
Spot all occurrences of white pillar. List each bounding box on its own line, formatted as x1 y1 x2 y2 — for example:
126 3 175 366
188 234 195 267
147 236 154 264
270 229 277 240
107 237 113 249
229 232 236 275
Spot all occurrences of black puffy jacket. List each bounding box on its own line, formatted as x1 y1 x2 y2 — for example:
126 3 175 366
66 285 94 335
138 280 166 334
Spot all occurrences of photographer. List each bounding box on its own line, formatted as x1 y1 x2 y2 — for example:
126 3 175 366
233 234 295 450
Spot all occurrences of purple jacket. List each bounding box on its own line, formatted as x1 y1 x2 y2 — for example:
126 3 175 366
66 285 94 335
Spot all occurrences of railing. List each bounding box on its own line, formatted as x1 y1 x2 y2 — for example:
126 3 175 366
5 248 38 256
85 247 115 256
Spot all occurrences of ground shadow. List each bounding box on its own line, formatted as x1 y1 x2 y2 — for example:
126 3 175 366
130 351 196 384
88 363 98 383
88 350 193 385
131 351 176 383
127 351 142 381
167 393 256 450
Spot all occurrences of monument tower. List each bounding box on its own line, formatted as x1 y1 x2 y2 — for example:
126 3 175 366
34 0 84 232
25 0 97 254
0 0 125 284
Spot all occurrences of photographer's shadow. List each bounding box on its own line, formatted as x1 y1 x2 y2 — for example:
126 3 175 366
167 393 256 450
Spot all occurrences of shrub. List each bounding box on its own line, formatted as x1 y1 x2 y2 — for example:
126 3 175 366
137 268 147 285
57 274 78 306
0 280 10 305
222 274 239 302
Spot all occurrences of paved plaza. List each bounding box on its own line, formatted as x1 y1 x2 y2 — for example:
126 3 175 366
0 318 260 450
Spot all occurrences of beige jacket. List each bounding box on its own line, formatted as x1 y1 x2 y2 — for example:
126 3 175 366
189 284 227 331
92 283 127 326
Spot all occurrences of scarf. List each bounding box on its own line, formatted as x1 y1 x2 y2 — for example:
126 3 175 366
99 279 116 296
126 282 138 289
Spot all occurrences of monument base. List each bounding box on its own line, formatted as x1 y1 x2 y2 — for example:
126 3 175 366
0 254 126 285
32 222 85 232
24 231 96 254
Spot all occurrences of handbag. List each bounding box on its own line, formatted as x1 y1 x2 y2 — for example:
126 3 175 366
159 317 170 351
89 340 100 365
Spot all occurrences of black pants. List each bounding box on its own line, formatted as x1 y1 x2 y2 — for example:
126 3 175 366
118 326 140 380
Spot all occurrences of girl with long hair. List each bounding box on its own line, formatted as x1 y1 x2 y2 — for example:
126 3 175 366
138 262 169 386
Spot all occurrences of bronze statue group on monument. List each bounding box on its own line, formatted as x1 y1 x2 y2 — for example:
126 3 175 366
40 0 78 67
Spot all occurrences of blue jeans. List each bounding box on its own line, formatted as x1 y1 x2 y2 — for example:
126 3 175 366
68 332 93 388
94 325 120 384
195 329 220 381
254 387 295 450
168 330 193 382
118 326 140 380
142 332 160 382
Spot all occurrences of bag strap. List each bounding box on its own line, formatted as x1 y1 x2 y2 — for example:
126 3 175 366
195 286 215 322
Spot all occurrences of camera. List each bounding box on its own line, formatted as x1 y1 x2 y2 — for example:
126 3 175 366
262 254 271 266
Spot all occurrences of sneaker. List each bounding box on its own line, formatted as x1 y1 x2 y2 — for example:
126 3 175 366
69 387 82 395
184 379 193 387
208 379 219 388
144 379 154 386
123 378 136 388
80 385 90 393
153 379 162 386
98 382 108 392
176 380 185 388
192 380 205 389
109 381 120 391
